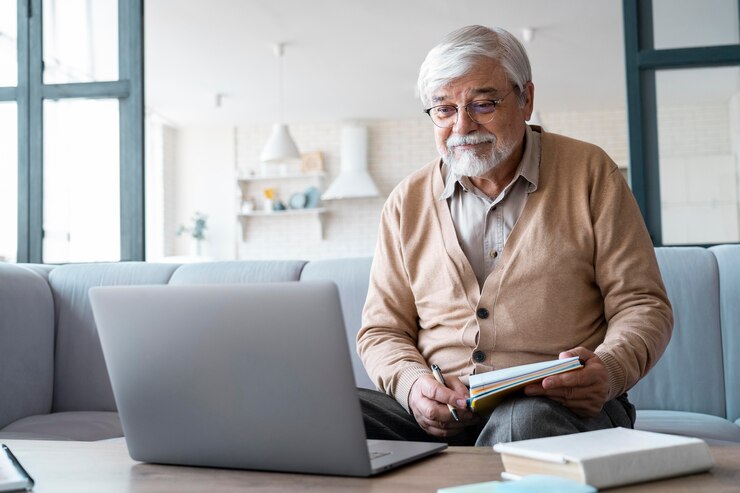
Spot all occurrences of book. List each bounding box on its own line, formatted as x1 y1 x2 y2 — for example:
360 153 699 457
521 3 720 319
467 356 583 413
0 444 34 492
437 475 595 492
492 427 714 489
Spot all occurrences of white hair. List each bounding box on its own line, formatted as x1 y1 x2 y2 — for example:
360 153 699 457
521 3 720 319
418 25 532 108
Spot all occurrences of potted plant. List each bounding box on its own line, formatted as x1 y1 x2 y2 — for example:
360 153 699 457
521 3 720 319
176 212 208 256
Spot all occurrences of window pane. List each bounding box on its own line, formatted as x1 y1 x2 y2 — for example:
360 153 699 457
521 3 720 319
43 0 118 83
44 99 120 262
653 0 739 50
0 102 17 262
657 67 740 245
0 0 16 86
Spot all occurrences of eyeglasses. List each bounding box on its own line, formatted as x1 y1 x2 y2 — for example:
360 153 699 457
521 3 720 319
424 88 516 128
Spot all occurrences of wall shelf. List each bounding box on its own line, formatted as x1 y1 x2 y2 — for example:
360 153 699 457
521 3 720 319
236 171 326 243
238 208 326 217
237 171 326 182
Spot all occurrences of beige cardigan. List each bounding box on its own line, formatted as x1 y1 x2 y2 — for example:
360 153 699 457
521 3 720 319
357 130 673 412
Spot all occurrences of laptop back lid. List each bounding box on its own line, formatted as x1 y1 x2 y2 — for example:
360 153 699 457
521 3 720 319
90 281 373 476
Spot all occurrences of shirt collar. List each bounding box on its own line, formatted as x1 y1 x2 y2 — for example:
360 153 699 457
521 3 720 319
438 125 540 201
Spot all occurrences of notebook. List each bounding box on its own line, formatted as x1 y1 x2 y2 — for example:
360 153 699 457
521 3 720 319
89 281 446 477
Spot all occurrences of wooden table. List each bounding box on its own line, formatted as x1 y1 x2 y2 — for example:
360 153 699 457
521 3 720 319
3 439 739 492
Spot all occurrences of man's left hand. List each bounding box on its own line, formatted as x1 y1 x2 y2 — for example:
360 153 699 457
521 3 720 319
523 347 609 417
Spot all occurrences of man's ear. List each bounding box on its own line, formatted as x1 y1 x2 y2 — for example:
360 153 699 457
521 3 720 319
522 81 535 120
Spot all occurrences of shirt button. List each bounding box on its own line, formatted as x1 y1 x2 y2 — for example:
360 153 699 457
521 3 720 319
476 308 489 319
489 250 498 258
473 350 486 363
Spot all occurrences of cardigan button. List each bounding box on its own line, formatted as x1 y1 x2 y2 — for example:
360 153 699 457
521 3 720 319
476 308 489 319
473 350 486 363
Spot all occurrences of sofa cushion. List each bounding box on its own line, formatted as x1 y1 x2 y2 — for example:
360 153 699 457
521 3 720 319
0 264 55 429
49 262 181 413
300 257 374 389
709 245 740 423
630 248 726 417
0 411 122 441
635 410 740 443
168 260 306 285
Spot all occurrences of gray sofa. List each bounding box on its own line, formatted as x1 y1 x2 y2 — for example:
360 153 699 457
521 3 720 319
1 247 739 444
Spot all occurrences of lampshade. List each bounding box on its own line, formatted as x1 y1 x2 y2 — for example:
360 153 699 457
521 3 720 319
260 123 301 163
322 125 380 200
261 43 300 164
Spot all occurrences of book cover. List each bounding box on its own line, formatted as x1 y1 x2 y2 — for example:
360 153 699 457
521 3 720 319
468 357 583 413
492 427 714 489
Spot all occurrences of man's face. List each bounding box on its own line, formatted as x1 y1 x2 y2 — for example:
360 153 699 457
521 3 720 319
429 60 533 178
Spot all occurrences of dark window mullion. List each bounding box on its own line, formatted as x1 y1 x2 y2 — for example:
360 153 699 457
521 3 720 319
118 0 144 261
41 80 131 100
27 0 43 262
16 0 30 262
639 45 740 69
624 0 663 245
0 87 16 101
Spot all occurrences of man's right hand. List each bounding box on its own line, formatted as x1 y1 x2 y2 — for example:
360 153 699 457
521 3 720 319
408 374 478 437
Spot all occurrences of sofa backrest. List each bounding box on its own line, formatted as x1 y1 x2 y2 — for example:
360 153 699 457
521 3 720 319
709 245 740 423
629 247 726 418
49 262 181 412
0 264 55 429
299 257 374 389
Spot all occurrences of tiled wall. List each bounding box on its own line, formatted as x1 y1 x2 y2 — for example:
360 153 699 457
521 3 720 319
657 104 738 244
234 119 435 260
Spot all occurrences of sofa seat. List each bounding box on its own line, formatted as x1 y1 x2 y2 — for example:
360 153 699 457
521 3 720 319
0 411 122 441
635 410 740 443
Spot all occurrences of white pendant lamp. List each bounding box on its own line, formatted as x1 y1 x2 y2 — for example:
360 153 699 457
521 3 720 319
261 43 300 164
322 125 380 200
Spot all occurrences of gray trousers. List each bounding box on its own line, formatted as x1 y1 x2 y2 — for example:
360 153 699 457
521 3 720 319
359 388 636 446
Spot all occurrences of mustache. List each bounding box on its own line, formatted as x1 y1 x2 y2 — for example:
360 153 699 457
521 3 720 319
446 131 496 149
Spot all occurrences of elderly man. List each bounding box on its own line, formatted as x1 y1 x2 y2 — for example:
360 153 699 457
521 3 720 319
356 25 673 446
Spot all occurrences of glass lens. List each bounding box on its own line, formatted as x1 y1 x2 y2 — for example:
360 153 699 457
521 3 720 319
0 102 17 262
431 106 457 125
469 101 496 116
656 66 740 244
0 0 17 86
43 99 120 262
653 0 739 50
43 0 118 83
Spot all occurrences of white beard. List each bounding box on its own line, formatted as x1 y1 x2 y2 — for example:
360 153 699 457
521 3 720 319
443 130 517 178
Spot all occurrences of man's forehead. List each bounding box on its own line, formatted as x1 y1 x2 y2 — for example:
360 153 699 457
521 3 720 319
428 61 508 103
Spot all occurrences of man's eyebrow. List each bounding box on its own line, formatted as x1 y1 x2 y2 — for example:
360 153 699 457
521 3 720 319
430 86 506 104
471 86 504 97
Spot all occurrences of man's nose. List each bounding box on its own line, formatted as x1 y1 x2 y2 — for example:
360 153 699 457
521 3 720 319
452 107 479 134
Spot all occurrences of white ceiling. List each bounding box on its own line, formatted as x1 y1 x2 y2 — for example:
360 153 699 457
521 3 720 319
144 0 739 127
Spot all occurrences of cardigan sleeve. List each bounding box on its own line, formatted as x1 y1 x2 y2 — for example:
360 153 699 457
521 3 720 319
590 160 674 400
356 194 432 412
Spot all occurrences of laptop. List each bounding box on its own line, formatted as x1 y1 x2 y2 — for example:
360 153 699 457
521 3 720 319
89 281 446 476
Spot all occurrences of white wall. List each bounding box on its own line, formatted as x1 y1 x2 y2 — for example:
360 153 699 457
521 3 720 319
168 126 236 260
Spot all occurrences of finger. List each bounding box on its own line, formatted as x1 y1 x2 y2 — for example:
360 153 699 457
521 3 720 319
543 367 597 389
421 380 468 409
535 385 596 401
560 346 595 361
445 375 468 395
416 416 467 437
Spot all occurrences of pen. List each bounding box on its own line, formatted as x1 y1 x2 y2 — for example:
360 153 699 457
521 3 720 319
430 364 460 422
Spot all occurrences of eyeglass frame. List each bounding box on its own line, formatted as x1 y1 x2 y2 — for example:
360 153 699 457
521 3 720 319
423 87 518 128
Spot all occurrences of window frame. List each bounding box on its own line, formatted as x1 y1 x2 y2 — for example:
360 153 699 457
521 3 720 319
623 0 740 246
7 0 144 263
